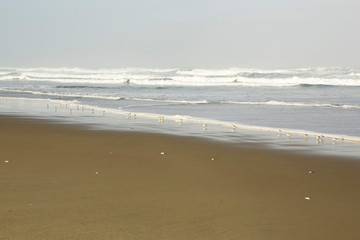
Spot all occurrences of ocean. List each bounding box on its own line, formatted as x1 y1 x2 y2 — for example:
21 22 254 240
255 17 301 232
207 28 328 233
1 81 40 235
1 67 360 157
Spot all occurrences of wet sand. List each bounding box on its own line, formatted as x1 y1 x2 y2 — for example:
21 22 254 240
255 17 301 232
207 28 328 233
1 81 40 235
1 115 360 240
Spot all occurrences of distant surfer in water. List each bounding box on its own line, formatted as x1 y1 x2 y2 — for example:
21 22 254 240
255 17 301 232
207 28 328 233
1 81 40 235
233 73 240 83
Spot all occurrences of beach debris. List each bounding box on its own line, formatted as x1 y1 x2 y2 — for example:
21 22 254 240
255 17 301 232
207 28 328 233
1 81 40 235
308 170 314 174
95 172 99 175
160 152 165 155
4 160 9 163
304 197 311 200
211 158 215 161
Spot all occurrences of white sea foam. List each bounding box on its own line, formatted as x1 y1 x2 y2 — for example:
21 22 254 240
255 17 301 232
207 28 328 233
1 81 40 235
2 67 359 86
223 100 360 109
1 87 359 110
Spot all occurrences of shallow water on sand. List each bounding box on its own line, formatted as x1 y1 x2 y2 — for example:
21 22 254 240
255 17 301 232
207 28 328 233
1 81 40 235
1 97 359 159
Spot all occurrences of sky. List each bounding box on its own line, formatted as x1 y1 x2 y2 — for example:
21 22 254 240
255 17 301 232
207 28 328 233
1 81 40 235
0 0 359 68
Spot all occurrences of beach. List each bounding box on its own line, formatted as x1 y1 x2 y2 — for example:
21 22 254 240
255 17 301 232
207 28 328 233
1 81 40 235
1 115 360 240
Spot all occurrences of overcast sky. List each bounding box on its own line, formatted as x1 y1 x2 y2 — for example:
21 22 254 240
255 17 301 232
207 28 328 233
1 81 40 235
0 0 359 68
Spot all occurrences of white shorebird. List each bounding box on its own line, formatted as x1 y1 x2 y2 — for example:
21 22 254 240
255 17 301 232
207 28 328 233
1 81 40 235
202 123 207 131
303 134 309 142
158 116 164 123
231 125 237 132
316 135 324 143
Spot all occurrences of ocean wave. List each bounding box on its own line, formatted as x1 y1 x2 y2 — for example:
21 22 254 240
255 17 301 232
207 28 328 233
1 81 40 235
2 67 360 87
1 87 359 110
217 100 360 109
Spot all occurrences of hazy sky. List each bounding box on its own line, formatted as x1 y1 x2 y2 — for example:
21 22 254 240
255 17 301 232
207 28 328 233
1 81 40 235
0 0 359 68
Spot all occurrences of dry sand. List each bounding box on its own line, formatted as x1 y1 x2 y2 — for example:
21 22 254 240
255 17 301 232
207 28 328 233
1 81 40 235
1 116 360 240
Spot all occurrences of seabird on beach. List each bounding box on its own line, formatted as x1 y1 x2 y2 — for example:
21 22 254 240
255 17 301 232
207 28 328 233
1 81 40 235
316 135 324 143
158 116 164 123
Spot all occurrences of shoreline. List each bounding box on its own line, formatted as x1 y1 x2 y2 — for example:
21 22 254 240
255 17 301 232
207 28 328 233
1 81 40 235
1 96 360 159
1 115 360 239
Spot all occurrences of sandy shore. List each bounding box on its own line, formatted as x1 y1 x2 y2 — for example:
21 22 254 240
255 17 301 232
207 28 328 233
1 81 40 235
1 115 360 240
